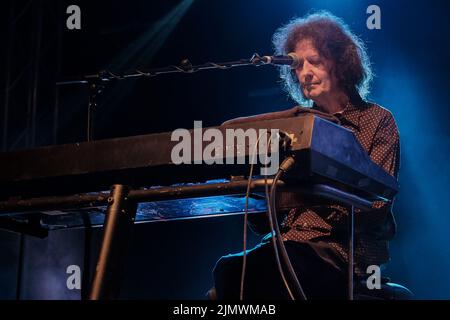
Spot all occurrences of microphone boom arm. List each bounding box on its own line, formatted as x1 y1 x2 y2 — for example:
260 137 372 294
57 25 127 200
56 53 272 86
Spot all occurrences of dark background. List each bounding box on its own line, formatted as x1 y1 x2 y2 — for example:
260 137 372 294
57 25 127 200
1 0 450 299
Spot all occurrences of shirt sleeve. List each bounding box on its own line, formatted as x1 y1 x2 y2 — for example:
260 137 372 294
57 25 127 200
369 112 401 179
368 111 401 211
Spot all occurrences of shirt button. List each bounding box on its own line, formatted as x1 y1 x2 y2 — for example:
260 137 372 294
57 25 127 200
302 222 308 228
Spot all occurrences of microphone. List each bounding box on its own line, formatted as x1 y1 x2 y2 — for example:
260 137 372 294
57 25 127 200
259 53 299 69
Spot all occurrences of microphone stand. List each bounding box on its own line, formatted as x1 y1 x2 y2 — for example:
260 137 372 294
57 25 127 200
56 53 269 142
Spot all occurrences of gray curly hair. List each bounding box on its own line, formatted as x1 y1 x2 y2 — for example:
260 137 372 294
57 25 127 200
272 11 373 106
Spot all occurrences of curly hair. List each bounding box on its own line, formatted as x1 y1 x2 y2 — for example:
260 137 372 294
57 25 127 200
272 11 373 106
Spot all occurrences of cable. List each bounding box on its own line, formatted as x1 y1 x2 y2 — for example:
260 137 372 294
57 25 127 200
264 175 295 300
239 132 265 300
264 133 295 300
240 161 254 300
269 156 307 300
239 134 304 300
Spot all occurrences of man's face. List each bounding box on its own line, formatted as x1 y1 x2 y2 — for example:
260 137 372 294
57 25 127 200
293 39 337 102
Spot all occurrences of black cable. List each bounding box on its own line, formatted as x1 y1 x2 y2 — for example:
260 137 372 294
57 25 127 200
269 157 307 300
264 175 295 300
239 135 304 300
239 132 295 300
239 133 264 300
239 161 256 300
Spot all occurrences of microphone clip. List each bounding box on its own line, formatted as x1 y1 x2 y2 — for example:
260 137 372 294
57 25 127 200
249 53 266 66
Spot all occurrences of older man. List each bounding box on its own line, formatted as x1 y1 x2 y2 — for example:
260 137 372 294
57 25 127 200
212 11 400 300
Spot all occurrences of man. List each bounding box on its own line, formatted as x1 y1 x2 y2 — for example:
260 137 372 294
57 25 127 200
212 11 400 299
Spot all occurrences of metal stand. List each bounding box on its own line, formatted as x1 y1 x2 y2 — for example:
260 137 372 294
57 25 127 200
86 80 105 142
0 180 374 300
88 184 137 300
348 205 355 300
56 53 272 87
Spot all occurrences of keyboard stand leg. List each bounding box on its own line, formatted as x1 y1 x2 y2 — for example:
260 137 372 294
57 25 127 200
88 184 136 300
348 205 354 300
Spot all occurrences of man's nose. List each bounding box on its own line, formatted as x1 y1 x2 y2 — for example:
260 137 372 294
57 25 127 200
301 62 313 82
303 73 313 83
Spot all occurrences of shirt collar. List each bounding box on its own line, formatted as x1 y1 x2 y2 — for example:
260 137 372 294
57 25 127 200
311 93 366 131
